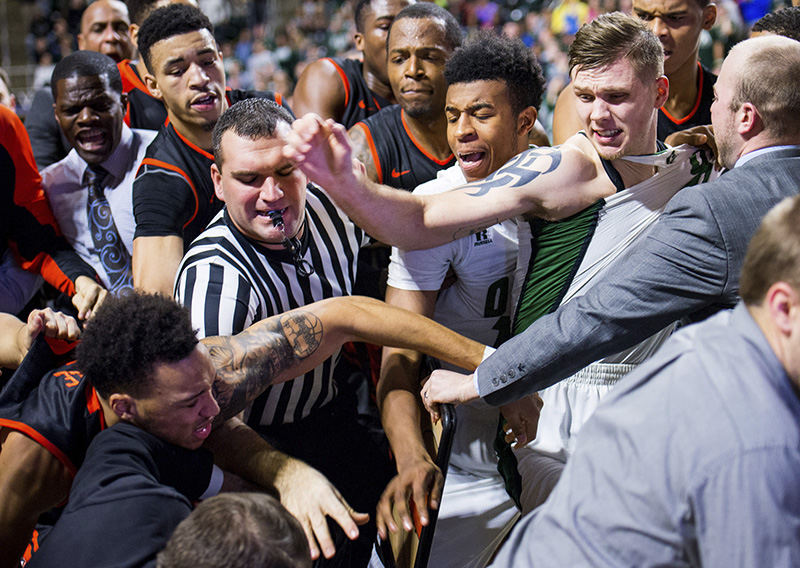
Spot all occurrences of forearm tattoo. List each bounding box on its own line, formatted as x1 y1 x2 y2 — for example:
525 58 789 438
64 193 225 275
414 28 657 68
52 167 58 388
462 146 562 197
449 147 563 241
204 310 324 418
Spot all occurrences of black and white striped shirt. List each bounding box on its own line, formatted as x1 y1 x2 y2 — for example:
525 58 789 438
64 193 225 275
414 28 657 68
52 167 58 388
175 184 367 426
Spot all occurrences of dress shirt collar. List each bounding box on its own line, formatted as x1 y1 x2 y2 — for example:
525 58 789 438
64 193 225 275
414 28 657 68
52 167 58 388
735 144 800 168
731 303 795 396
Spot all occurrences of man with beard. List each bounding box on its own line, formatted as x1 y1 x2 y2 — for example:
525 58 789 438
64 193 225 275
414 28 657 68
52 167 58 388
347 2 461 191
292 0 414 129
0 291 488 567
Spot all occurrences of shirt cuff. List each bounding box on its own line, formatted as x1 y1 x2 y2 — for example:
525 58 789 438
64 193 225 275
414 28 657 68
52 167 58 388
474 346 496 398
199 464 224 499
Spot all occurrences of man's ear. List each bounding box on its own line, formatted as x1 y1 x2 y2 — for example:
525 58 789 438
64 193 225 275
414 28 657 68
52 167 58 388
109 393 138 422
129 23 140 47
211 163 225 201
702 3 717 30
143 73 162 101
736 101 762 138
517 106 538 137
354 32 365 52
765 281 798 336
655 76 669 108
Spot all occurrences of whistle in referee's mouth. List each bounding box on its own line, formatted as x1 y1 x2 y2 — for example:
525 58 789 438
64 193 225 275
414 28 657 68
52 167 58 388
266 209 286 229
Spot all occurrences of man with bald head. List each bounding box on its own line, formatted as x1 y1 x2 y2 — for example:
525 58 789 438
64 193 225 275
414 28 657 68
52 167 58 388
28 0 134 169
77 0 135 63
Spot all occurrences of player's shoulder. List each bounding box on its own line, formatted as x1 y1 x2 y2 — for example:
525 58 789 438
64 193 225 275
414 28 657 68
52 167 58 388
412 164 466 196
303 56 349 80
359 103 401 128
130 127 158 149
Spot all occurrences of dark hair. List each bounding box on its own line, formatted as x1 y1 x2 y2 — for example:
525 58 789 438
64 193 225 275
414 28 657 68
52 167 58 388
740 195 800 305
50 50 123 100
77 292 198 399
127 0 163 26
389 3 463 52
137 4 213 72
212 98 294 168
752 7 800 42
445 30 544 113
354 0 371 33
156 492 311 568
569 12 663 83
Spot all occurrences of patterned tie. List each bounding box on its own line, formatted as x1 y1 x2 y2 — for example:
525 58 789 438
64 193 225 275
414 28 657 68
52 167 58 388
84 165 133 293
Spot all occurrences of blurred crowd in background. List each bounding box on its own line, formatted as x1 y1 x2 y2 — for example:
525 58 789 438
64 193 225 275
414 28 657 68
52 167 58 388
7 0 786 136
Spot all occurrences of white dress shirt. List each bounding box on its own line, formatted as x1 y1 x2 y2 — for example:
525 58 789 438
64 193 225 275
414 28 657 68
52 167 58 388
41 125 156 289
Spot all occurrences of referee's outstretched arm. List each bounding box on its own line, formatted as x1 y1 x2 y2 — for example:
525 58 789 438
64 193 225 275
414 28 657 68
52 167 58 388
203 295 487 423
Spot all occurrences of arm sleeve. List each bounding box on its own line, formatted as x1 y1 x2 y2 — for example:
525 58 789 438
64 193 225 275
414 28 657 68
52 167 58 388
692 448 800 567
25 89 69 170
132 164 195 239
174 260 258 338
1 107 96 294
478 188 731 405
386 241 455 292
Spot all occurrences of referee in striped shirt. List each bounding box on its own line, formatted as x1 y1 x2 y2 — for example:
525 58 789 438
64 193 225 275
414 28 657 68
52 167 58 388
175 98 392 568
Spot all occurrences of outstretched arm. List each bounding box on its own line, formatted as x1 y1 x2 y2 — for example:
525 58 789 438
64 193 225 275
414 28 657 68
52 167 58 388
202 295 487 421
284 114 608 250
376 287 443 538
205 417 367 560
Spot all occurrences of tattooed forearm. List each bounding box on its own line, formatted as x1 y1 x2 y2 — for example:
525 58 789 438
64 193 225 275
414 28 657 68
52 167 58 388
462 146 562 197
204 310 324 419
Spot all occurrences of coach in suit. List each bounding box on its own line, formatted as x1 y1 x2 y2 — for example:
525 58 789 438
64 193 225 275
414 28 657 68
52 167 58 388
422 35 800 410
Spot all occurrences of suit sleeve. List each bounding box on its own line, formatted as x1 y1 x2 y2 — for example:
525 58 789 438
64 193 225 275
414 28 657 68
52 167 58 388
478 187 732 405
26 88 69 171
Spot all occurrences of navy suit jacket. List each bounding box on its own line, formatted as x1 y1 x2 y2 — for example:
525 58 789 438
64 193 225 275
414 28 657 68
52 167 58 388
478 146 800 405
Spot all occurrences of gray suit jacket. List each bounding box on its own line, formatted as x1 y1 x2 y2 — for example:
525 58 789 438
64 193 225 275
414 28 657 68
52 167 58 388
478 146 800 405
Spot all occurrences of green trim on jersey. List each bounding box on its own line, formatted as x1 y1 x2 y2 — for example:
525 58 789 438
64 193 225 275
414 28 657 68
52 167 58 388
512 199 605 335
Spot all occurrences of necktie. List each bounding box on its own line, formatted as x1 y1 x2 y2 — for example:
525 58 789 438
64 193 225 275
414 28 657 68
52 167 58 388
84 165 133 293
